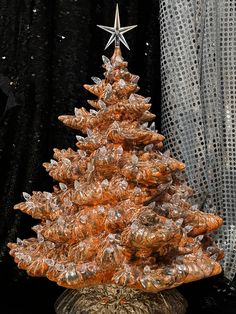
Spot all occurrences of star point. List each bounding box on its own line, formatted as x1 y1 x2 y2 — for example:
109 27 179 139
97 3 137 50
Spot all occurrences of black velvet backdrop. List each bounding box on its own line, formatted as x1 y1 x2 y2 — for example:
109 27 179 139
0 1 235 313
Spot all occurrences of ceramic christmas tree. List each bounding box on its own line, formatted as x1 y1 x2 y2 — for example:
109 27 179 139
8 5 223 314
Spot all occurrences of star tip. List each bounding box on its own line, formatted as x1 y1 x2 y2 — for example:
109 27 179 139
104 43 111 50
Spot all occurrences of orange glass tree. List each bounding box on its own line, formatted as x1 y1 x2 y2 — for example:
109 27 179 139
8 4 223 313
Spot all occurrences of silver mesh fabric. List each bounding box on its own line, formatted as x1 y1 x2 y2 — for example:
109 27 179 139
160 0 236 280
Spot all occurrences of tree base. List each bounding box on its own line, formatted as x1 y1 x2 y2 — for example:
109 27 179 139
55 285 188 314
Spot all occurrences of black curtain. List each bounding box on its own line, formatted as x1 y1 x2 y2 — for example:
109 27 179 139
0 1 235 313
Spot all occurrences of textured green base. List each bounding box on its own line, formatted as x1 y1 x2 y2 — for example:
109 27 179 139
55 285 188 314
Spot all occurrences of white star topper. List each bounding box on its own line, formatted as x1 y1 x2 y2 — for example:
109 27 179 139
97 4 137 50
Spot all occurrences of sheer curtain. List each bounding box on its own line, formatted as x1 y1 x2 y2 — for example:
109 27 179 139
160 0 236 280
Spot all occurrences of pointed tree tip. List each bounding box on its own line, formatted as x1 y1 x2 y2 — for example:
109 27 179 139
83 84 92 92
7 242 15 249
111 46 123 63
58 115 66 121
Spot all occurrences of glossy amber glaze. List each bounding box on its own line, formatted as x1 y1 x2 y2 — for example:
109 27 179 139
8 47 223 292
